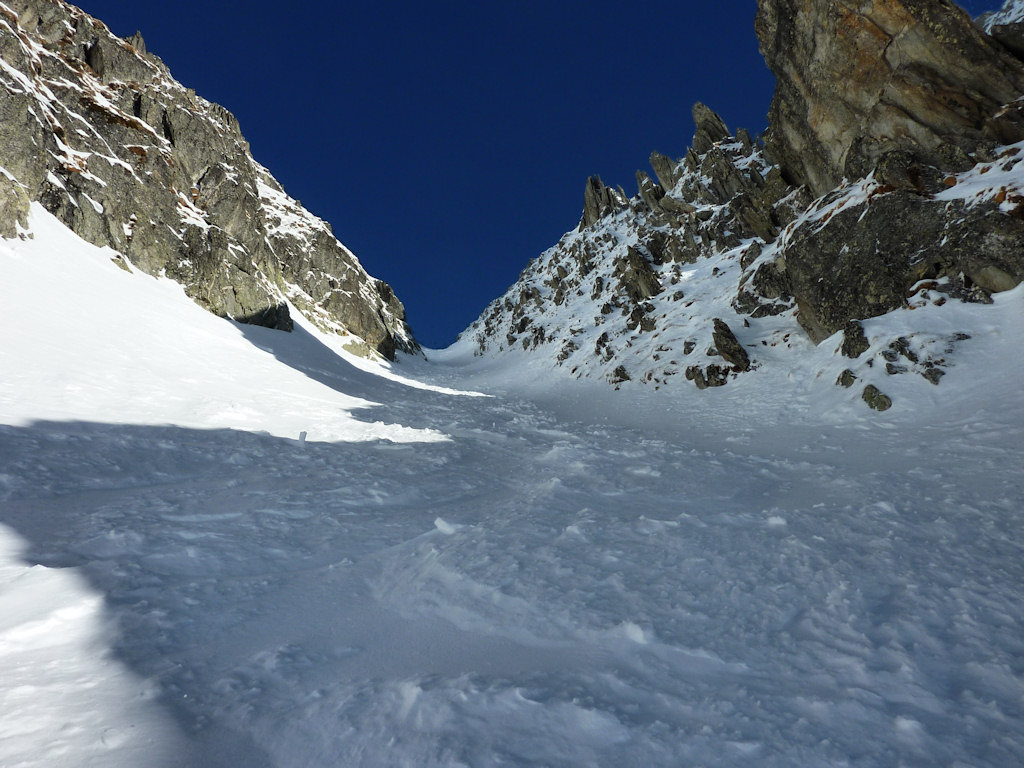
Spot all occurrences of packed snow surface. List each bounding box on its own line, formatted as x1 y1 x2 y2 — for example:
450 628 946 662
2 207 1024 766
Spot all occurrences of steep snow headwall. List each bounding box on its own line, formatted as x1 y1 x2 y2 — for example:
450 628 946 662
0 0 416 358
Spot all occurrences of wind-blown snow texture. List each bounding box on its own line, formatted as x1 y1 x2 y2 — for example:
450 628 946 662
2 206 1023 767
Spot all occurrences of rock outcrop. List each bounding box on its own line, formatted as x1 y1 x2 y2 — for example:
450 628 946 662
756 0 1024 196
462 0 1024 408
463 105 799 389
756 0 1024 343
0 0 416 359
981 0 1024 58
580 176 628 229
774 164 1024 343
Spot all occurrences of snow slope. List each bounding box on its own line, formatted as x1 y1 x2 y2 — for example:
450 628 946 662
0 205 446 444
983 0 1024 29
2 210 1024 766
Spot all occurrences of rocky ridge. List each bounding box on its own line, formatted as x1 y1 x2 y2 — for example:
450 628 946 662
0 0 416 359
462 0 1024 408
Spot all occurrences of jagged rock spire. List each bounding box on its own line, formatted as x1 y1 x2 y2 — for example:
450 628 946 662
691 103 730 155
580 176 627 229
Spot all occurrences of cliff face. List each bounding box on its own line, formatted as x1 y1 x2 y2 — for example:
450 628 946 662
462 0 1024 408
755 0 1024 343
756 0 1024 196
0 0 417 359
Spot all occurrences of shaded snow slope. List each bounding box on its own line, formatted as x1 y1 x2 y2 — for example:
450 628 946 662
2 212 1024 767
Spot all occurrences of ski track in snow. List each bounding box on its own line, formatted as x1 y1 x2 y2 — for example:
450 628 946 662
2 208 1024 766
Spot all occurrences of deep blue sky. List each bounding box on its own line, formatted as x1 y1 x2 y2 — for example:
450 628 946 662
78 0 1004 347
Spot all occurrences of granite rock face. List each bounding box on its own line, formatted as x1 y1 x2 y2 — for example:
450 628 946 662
755 0 1024 343
777 172 1024 343
756 0 1024 196
0 0 416 359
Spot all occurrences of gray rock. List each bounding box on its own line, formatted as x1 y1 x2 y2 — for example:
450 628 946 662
614 247 662 303
0 174 30 238
580 176 627 229
840 321 870 358
685 364 729 389
0 0 416 359
836 369 857 388
635 171 665 212
126 31 147 56
691 103 730 155
711 318 751 371
780 190 1024 343
989 19 1024 60
862 384 893 412
649 151 682 191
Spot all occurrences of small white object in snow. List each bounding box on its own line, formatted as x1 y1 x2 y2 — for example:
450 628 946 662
434 517 459 535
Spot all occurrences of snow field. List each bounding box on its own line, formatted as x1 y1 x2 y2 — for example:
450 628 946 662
1 206 1023 766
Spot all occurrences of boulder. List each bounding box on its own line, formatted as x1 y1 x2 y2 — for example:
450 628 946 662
862 384 893 411
837 369 858 388
840 321 870 358
712 319 751 371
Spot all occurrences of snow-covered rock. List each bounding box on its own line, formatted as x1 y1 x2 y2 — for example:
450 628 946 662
0 0 416 358
461 0 1024 410
981 0 1024 59
981 0 1024 30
